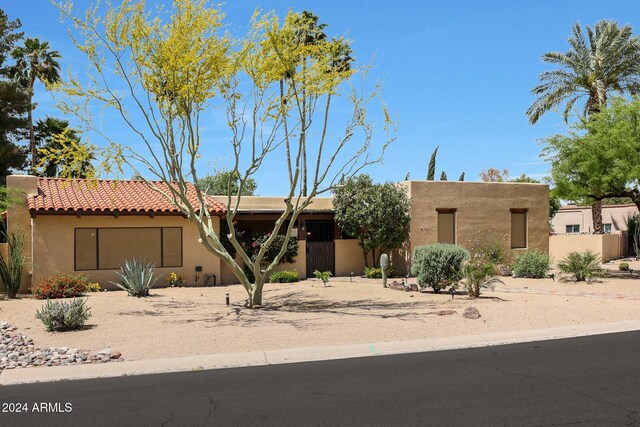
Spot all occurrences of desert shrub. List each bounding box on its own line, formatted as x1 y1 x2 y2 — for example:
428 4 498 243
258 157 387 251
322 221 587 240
469 231 508 265
461 255 503 298
411 243 469 293
35 299 91 332
167 272 184 287
512 250 551 278
313 270 332 286
86 282 102 292
619 262 630 271
557 251 602 282
111 258 158 297
269 270 299 283
32 273 89 299
0 231 25 299
364 266 396 279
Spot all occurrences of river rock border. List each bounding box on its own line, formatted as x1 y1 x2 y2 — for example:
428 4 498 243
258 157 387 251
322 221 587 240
0 322 123 371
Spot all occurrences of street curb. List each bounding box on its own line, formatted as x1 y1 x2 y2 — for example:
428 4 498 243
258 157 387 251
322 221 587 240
2 320 640 386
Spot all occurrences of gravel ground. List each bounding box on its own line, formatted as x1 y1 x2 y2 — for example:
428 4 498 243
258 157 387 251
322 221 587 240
0 276 639 361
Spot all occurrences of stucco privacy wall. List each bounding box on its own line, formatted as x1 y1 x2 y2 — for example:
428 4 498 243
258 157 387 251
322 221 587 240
549 233 621 263
395 180 549 273
7 175 221 291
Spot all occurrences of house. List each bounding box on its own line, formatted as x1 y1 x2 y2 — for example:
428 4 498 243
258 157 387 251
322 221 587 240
549 204 637 261
4 175 549 292
552 204 638 234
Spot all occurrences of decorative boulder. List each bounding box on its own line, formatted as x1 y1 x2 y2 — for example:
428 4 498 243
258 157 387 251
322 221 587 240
463 307 481 320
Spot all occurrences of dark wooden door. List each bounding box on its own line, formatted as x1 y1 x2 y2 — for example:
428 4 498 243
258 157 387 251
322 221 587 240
306 220 335 277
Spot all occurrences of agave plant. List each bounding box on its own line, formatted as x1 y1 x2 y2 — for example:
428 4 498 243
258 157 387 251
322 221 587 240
557 251 603 282
111 258 158 297
0 231 26 299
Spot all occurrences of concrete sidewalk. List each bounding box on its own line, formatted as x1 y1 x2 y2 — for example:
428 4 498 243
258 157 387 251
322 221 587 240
2 319 640 386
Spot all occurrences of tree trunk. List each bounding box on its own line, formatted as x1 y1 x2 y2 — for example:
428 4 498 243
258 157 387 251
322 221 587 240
591 200 603 233
28 95 36 174
248 285 263 308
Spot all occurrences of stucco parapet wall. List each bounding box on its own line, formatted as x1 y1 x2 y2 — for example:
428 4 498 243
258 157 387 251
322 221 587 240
214 196 334 213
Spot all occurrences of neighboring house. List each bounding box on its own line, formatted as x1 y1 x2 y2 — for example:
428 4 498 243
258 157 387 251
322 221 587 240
549 204 638 261
5 175 549 291
552 204 638 234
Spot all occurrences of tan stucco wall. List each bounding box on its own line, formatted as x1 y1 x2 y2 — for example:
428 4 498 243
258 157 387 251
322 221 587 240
396 181 549 274
550 233 621 263
335 239 366 277
6 175 38 292
29 215 220 290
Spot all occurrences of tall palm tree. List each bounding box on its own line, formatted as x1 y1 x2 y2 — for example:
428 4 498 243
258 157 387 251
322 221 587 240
527 20 640 232
10 38 61 173
34 117 94 178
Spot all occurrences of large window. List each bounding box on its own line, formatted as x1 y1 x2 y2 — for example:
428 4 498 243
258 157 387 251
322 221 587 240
74 227 182 271
437 209 456 244
510 209 527 249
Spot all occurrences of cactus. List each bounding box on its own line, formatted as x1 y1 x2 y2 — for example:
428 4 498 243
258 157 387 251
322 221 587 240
380 253 389 288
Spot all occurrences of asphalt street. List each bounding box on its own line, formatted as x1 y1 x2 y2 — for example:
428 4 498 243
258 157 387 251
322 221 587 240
2 331 640 426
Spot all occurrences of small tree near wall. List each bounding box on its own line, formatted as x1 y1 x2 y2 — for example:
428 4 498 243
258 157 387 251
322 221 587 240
333 174 410 268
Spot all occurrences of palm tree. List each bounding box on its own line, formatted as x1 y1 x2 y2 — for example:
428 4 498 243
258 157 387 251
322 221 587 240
527 20 640 232
34 117 94 178
10 38 61 173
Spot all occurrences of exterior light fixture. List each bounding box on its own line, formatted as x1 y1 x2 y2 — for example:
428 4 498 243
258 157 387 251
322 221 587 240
450 288 455 299
226 292 230 306
350 272 353 282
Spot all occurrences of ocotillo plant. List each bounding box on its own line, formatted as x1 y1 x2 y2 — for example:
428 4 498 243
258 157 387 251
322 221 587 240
380 253 389 288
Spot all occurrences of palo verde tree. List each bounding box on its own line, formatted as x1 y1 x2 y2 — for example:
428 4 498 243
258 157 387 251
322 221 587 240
333 174 410 268
54 0 393 308
543 97 640 215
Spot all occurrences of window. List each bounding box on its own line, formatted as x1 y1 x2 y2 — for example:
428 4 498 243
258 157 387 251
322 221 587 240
437 209 456 244
511 209 527 249
74 227 182 271
603 223 612 233
565 224 580 234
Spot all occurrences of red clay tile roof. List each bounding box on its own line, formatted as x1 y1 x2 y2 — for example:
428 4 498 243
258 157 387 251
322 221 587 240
28 178 226 215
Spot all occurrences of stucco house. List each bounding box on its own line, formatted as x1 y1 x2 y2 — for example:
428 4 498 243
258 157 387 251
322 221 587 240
4 175 549 292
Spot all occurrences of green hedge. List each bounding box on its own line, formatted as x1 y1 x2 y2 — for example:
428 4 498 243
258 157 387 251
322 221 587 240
269 270 299 283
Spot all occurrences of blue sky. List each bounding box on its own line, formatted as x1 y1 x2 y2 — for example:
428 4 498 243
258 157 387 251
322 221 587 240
4 0 640 194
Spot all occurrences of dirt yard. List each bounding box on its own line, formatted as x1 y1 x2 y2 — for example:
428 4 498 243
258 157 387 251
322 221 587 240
1 275 639 360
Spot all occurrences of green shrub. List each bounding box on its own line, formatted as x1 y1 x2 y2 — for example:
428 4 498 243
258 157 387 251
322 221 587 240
269 270 299 283
313 270 332 286
470 231 508 265
411 243 469 293
0 231 25 299
557 251 602 282
35 299 91 332
461 255 503 298
619 262 630 271
512 250 551 278
111 258 158 297
364 266 395 279
32 273 89 299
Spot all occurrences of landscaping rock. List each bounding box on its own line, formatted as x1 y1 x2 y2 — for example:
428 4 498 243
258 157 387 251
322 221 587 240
463 307 481 320
0 322 124 371
496 265 512 277
388 281 409 291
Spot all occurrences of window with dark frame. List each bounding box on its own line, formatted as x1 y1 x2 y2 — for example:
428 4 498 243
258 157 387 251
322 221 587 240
565 224 580 233
436 209 456 244
74 227 183 271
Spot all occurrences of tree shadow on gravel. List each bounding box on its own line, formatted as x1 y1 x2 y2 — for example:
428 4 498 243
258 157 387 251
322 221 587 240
162 290 447 330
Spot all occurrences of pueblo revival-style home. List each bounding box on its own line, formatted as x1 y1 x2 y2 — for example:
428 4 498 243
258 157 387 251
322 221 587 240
4 175 549 292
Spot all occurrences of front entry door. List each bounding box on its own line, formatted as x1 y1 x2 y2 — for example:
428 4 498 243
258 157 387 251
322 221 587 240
305 220 335 277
